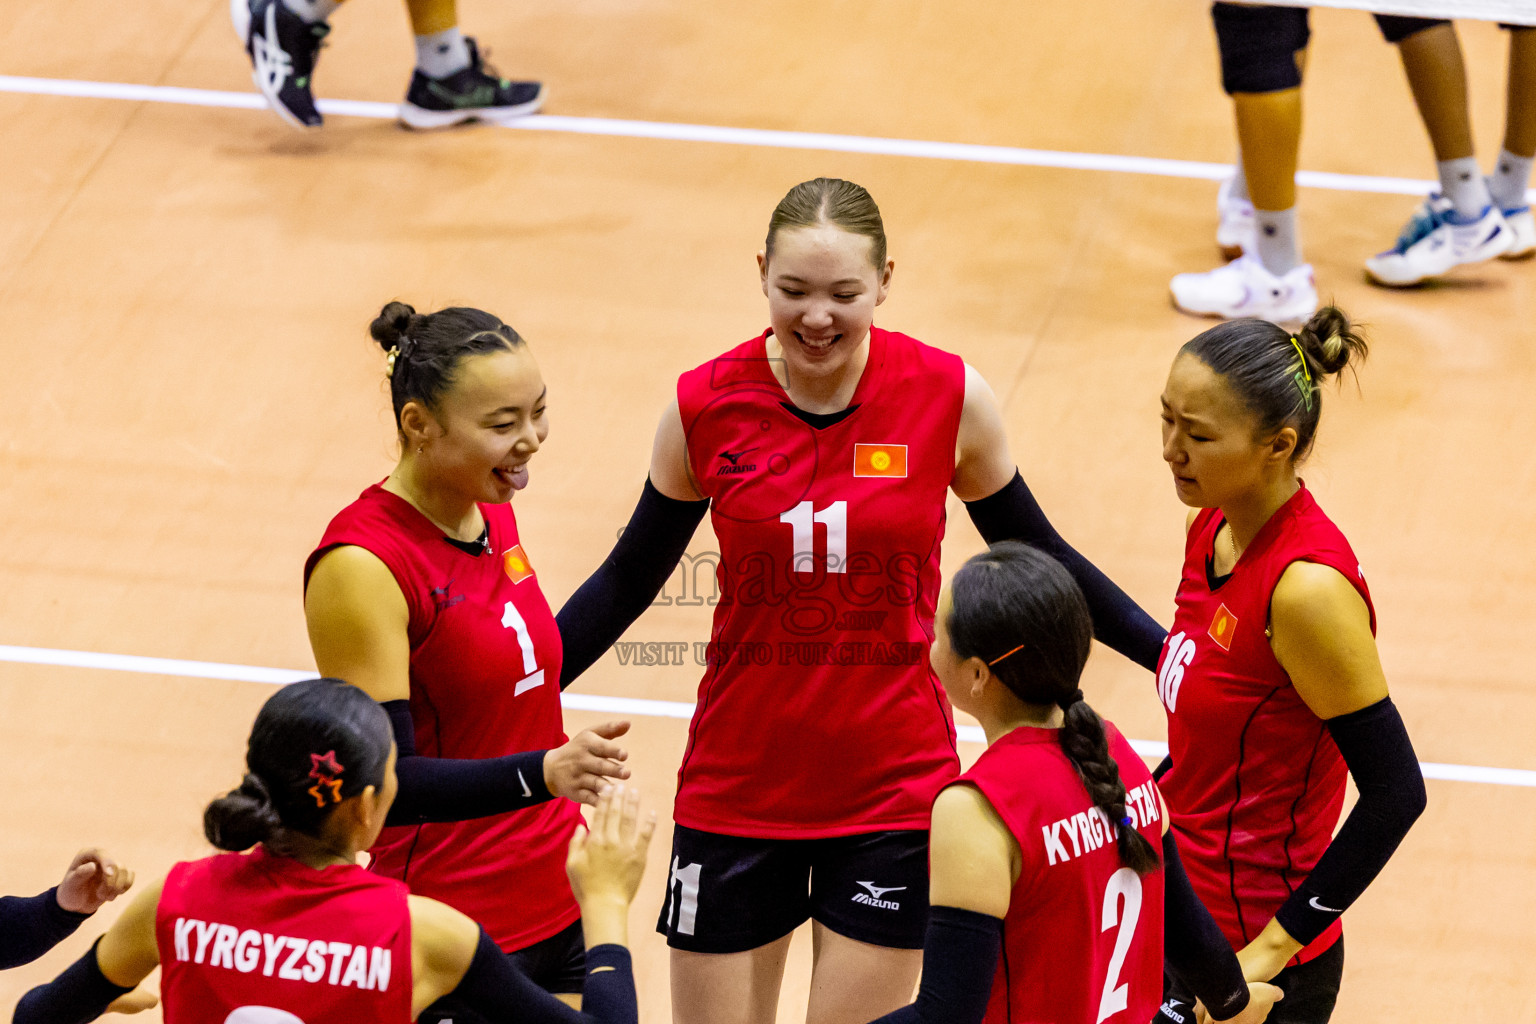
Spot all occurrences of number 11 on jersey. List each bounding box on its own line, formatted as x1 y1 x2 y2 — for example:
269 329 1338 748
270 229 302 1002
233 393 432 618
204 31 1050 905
779 500 848 574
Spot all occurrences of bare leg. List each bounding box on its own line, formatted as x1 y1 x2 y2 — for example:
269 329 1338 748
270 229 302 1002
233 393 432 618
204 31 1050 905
1506 27 1536 158
804 923 921 1024
403 0 456 36
1233 86 1302 213
671 935 794 1024
1397 23 1475 161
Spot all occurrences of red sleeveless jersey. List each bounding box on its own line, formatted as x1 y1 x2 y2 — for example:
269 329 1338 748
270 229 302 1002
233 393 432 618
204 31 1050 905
673 327 966 837
305 484 581 951
155 846 411 1024
1156 484 1373 965
959 722 1164 1024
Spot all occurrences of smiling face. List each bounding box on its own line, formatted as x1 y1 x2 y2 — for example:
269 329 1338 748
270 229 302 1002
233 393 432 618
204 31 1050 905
408 346 549 505
758 222 893 381
1160 352 1294 509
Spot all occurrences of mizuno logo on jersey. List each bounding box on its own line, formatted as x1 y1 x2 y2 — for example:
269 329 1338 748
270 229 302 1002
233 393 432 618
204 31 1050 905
430 579 465 612
171 917 392 991
1208 603 1238 651
716 447 759 475
853 443 907 478
851 882 906 910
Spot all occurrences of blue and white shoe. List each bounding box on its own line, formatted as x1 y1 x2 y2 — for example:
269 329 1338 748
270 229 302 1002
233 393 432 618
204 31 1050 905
1498 204 1534 260
1366 195 1511 286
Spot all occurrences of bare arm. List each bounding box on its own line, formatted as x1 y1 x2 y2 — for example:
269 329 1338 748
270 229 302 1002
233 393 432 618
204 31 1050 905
951 365 1020 502
305 545 413 703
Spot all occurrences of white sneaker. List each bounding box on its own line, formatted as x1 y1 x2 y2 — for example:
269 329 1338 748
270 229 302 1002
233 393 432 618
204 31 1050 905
1498 205 1534 260
1366 195 1512 286
1170 254 1318 323
1216 175 1256 260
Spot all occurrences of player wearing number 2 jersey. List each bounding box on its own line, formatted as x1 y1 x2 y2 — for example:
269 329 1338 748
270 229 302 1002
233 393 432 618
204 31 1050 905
303 303 634 1016
1155 309 1425 1024
857 544 1277 1024
556 179 1170 1024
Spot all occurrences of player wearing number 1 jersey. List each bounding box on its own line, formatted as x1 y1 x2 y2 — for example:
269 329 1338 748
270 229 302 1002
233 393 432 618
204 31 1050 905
1155 309 1425 1023
556 178 1170 1024
303 303 634 1017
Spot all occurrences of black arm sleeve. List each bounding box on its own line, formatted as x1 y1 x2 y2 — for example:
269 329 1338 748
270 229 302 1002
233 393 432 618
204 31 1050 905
381 700 554 827
963 472 1166 671
556 479 710 688
1163 834 1250 1021
866 906 1002 1024
13 938 131 1024
1273 697 1426 945
0 888 90 970
452 928 637 1024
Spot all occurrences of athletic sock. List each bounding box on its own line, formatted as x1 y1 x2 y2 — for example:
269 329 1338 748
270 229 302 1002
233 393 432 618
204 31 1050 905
281 0 340 23
1253 207 1301 276
1438 156 1493 219
1230 154 1250 203
1489 149 1534 210
415 27 472 79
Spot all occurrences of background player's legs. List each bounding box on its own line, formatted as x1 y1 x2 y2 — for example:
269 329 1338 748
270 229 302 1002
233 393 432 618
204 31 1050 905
804 923 921 1024
235 0 343 128
1492 27 1536 257
1171 4 1316 321
1367 19 1511 285
671 937 793 1024
398 0 547 128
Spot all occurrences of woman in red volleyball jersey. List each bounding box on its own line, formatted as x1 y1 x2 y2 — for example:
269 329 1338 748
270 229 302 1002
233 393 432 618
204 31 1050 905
14 677 653 1024
303 303 632 1016
557 178 1169 1024
1154 309 1427 1023
855 542 1279 1024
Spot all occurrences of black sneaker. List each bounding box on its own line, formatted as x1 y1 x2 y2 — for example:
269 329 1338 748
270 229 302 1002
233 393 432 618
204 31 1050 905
399 38 545 129
238 0 329 128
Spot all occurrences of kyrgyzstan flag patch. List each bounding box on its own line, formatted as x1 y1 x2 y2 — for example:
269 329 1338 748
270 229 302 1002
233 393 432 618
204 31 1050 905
504 544 535 584
1208 603 1238 651
854 443 907 478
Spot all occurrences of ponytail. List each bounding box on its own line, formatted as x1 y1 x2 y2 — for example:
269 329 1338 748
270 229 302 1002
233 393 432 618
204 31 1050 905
1058 699 1160 875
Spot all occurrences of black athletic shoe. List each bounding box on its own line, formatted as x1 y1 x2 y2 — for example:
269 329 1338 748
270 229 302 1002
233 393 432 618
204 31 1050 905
399 38 545 129
237 0 329 128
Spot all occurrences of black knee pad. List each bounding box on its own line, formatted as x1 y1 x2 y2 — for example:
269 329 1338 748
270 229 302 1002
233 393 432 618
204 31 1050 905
1375 15 1449 43
1213 2 1310 95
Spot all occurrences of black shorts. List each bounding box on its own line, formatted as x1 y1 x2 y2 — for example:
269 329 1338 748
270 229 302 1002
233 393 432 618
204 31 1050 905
656 825 930 954
1158 936 1344 1024
419 918 587 1023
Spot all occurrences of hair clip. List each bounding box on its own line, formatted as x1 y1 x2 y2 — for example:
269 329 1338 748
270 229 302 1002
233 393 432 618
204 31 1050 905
307 750 345 808
385 346 400 379
987 643 1026 666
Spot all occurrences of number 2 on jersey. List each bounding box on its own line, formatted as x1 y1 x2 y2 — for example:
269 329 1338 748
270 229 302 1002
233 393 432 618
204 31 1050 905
500 601 546 695
1096 867 1143 1023
779 500 847 574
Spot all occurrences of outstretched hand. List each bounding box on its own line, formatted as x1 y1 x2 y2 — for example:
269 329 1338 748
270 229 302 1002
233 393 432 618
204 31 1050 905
545 721 632 805
566 783 657 909
55 849 134 915
1196 983 1284 1024
106 990 159 1015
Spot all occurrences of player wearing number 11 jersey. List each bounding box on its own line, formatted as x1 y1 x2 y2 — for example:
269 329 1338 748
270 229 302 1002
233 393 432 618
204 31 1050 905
555 179 1171 1024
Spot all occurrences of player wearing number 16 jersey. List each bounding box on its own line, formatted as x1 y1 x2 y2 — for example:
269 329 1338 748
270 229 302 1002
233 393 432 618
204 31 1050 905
556 178 1170 1024
1155 309 1425 1023
303 303 634 1016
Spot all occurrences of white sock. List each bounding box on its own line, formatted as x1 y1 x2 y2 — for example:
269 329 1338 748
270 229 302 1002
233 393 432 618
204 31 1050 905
415 28 471 79
1230 153 1250 203
1489 149 1534 211
1438 156 1492 219
281 0 340 23
1253 207 1301 276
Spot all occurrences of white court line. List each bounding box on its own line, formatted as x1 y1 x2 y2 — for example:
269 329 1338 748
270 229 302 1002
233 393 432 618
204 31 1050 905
3 642 1533 788
11 72 1536 201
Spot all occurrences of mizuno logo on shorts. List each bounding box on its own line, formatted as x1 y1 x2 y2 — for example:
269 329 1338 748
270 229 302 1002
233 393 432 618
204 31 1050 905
851 881 905 910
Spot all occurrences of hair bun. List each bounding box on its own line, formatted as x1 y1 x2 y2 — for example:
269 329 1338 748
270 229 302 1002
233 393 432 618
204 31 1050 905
369 301 419 352
1296 305 1368 377
204 772 284 851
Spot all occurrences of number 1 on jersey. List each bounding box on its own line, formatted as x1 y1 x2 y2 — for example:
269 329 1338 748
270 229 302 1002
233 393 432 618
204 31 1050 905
780 500 847 574
501 601 545 695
